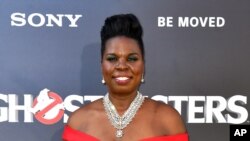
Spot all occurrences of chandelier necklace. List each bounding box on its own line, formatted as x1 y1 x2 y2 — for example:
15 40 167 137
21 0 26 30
103 91 145 138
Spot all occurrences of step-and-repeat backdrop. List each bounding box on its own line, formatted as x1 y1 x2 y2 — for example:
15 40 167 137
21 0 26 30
0 0 249 141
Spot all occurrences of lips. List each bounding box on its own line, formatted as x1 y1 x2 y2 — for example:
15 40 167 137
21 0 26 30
116 77 129 81
113 76 132 85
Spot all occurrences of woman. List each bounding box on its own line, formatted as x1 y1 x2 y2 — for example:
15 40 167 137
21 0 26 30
62 14 188 141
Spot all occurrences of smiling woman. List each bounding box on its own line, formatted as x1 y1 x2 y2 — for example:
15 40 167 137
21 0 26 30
62 14 189 141
102 36 144 95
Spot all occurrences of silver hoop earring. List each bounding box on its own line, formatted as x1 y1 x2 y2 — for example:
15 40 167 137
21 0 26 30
141 75 145 83
102 78 106 84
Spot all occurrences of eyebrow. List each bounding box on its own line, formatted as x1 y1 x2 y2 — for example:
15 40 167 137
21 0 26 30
128 53 139 56
105 52 139 56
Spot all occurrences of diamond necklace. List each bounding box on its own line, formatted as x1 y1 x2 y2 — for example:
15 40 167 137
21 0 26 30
103 92 145 138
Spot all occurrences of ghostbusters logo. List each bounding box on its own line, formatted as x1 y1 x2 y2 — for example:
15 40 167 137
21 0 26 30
30 89 65 125
0 89 248 124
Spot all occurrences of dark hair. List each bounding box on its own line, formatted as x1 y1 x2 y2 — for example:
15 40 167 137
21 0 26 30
100 13 144 61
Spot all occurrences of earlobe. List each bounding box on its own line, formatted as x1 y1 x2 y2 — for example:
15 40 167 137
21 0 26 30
101 65 106 84
141 74 145 83
102 78 106 84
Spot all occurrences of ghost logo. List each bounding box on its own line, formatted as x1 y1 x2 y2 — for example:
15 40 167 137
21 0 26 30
31 89 65 125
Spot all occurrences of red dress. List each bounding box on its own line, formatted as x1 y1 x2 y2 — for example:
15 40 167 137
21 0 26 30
62 125 189 141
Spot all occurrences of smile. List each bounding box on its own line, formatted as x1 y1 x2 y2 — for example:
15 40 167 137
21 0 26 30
114 76 131 85
115 77 129 81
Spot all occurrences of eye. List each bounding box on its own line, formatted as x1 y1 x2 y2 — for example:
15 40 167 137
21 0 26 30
127 56 138 62
106 55 117 62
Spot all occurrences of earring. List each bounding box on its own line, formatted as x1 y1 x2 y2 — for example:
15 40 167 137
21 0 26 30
102 78 106 84
141 75 145 83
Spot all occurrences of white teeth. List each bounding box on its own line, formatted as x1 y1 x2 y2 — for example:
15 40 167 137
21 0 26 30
116 77 129 81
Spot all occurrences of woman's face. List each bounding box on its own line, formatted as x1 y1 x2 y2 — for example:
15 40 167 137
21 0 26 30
102 36 144 95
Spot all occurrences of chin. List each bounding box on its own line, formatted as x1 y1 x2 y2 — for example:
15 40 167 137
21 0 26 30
109 87 137 95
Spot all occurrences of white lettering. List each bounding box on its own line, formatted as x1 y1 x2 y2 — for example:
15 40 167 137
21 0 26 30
84 95 103 102
8 94 33 122
28 13 45 27
157 17 173 27
46 14 64 27
226 95 248 124
158 17 165 27
11 13 26 26
63 95 84 123
65 14 82 27
200 17 208 27
178 17 225 27
217 17 225 27
234 129 247 136
178 17 189 27
10 12 82 27
188 96 205 123
209 17 216 27
241 129 247 136
0 92 248 124
205 96 227 123
0 94 8 122
234 129 241 136
190 17 199 27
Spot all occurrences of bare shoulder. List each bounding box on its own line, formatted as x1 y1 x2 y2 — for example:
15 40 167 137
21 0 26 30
66 99 104 131
146 98 187 135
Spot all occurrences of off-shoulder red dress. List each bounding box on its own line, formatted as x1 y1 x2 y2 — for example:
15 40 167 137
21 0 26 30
62 125 189 141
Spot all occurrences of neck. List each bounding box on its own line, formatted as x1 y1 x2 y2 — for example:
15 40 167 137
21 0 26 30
108 91 138 114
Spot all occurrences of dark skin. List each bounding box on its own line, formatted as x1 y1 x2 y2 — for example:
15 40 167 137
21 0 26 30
66 36 186 141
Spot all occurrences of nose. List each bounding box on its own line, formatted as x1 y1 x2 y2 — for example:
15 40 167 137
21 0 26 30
115 58 128 70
